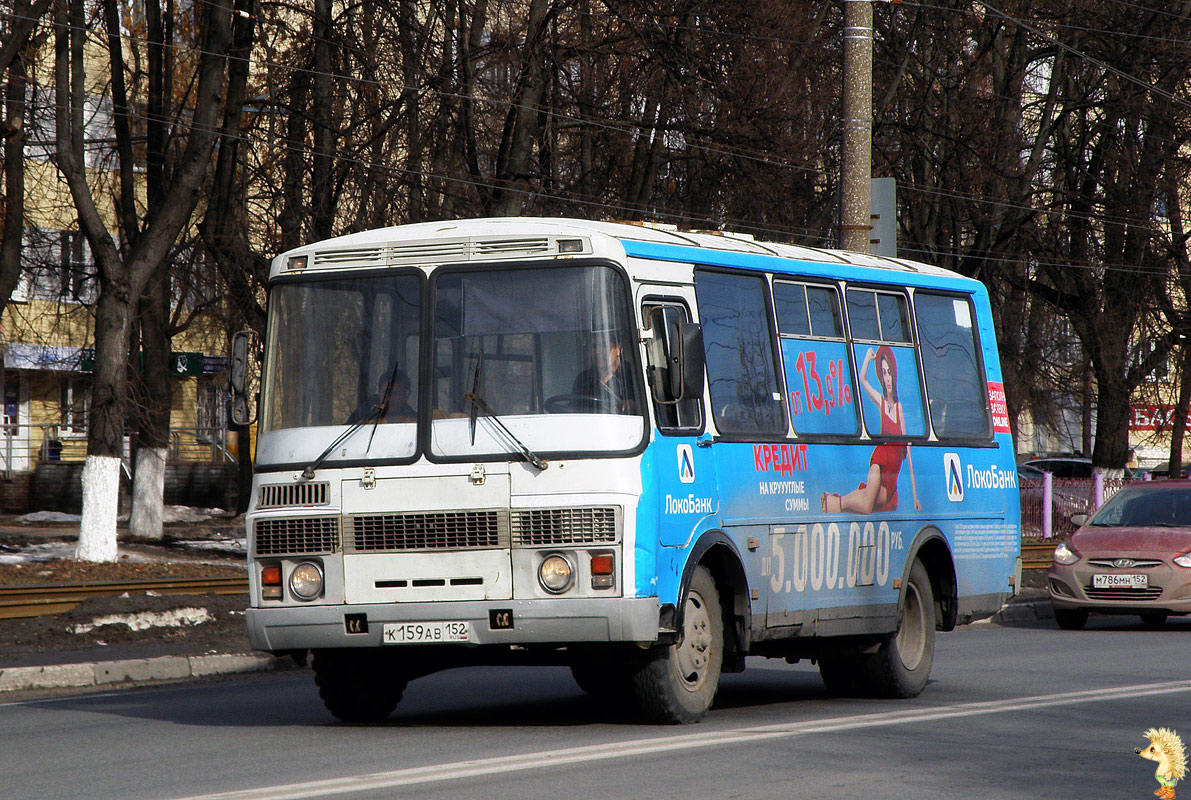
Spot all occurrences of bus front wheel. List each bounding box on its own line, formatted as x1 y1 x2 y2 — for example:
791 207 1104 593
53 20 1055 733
631 565 723 724
312 648 407 723
857 559 936 698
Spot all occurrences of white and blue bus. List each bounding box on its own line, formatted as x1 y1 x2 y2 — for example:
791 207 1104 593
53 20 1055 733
234 217 1021 724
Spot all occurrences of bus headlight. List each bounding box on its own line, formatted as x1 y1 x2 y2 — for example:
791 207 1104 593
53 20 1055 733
538 554 574 594
289 562 324 600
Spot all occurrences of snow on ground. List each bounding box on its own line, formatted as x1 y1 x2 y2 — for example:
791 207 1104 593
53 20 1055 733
14 506 229 525
172 538 247 556
70 607 214 634
0 505 245 563
14 511 84 524
0 541 156 565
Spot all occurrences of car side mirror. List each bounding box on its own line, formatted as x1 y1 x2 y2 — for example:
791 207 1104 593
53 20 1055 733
1070 513 1088 528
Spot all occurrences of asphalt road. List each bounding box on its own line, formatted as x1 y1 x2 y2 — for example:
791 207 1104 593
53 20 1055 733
3 614 1188 800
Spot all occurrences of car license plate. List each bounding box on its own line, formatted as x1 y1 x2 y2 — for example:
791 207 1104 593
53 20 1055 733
382 621 472 644
1093 573 1147 589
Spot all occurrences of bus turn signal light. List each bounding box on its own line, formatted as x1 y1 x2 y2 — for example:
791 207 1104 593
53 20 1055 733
590 554 614 589
261 565 283 600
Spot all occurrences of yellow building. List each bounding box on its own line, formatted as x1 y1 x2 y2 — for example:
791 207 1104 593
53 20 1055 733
2 68 235 511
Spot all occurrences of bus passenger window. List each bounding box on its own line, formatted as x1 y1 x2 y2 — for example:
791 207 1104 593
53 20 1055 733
914 292 991 439
846 287 927 439
694 271 785 437
774 281 857 436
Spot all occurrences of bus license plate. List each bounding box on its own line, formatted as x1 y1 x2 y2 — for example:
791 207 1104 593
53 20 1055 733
382 621 472 644
1093 573 1147 589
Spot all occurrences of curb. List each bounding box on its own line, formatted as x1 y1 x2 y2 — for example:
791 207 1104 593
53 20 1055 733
989 599 1054 624
0 652 289 694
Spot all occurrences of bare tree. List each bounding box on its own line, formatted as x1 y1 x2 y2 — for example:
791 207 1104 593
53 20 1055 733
53 0 237 560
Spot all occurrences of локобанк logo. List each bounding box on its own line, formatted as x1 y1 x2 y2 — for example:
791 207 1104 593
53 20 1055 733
944 452 964 502
677 444 695 484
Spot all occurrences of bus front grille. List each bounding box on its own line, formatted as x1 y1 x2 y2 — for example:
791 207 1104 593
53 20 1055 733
512 507 619 546
258 482 329 509
347 511 506 552
255 516 340 555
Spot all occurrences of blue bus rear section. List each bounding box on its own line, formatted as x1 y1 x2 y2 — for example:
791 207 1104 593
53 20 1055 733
627 237 1019 637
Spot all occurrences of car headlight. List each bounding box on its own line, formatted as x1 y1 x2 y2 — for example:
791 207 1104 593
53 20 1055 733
289 561 324 600
1052 542 1080 566
538 554 574 594
1174 553 1191 568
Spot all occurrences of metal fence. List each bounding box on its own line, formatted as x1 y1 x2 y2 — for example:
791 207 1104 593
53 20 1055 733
0 424 234 479
1020 476 1130 539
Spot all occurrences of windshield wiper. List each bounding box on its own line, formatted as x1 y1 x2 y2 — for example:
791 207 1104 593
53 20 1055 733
301 360 402 480
465 390 548 471
300 409 380 480
368 360 403 451
469 349 484 446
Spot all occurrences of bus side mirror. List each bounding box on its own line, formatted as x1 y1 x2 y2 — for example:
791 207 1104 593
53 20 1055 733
676 321 705 401
229 330 258 427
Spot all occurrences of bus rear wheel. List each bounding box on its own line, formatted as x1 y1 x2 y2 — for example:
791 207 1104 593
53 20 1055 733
631 566 723 724
856 559 936 698
312 648 407 723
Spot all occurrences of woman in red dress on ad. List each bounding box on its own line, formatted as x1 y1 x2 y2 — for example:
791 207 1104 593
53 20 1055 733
822 345 920 514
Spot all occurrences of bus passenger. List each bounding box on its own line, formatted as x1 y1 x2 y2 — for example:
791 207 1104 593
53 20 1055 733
822 345 920 514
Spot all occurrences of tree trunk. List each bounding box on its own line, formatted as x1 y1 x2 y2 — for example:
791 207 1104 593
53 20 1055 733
0 50 29 319
1169 344 1191 478
129 267 172 540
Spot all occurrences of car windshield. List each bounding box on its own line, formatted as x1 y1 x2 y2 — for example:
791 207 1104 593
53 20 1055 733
1089 487 1191 528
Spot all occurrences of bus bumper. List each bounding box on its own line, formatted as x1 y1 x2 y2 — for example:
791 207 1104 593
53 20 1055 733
247 597 661 651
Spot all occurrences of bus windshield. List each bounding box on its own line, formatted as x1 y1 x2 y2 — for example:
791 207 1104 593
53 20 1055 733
256 264 644 468
259 274 423 463
429 264 643 459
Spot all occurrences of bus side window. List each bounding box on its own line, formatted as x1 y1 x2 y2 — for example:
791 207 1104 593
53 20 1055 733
694 271 786 437
644 303 703 432
914 292 991 439
845 287 927 439
774 281 857 436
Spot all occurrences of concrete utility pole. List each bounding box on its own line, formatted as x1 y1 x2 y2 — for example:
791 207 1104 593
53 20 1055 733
839 0 873 253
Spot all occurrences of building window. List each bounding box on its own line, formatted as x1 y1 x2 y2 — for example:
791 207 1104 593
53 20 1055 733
21 228 97 304
196 375 226 432
59 377 90 436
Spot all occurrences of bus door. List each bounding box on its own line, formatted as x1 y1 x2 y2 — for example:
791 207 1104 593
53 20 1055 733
639 294 718 548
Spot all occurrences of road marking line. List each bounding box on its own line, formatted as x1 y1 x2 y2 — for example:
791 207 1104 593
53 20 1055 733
172 680 1191 800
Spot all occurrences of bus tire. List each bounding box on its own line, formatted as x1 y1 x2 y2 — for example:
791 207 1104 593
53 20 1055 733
857 559 935 698
312 648 406 723
818 658 862 696
631 565 723 724
569 646 635 699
